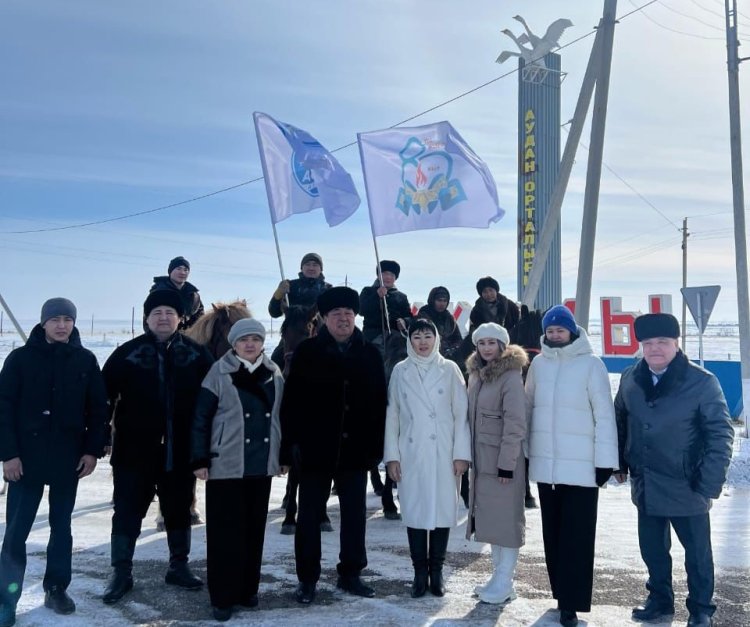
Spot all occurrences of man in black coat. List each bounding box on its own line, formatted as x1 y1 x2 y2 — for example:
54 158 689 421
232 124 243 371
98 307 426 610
100 290 213 605
150 256 204 330
280 287 387 605
268 252 332 319
615 313 734 627
417 286 463 365
0 298 108 626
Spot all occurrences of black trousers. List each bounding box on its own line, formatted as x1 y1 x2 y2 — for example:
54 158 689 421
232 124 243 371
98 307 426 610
638 510 715 616
0 476 78 606
295 470 367 584
111 465 195 539
206 476 272 609
283 465 330 523
538 483 599 612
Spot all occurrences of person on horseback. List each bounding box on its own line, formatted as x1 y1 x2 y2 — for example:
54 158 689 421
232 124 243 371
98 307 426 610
359 260 412 358
268 253 331 319
150 257 204 330
417 286 463 368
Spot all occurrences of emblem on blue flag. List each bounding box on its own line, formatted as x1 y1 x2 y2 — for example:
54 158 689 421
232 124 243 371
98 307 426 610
396 137 467 216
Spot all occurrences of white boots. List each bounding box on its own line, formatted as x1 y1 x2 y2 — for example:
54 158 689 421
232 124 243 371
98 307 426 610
477 545 519 605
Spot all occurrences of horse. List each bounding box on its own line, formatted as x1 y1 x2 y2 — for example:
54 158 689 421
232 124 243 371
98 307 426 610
270 304 321 376
184 299 252 360
151 300 252 532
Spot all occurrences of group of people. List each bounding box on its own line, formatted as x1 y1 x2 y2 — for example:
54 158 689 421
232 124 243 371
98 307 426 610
0 253 735 627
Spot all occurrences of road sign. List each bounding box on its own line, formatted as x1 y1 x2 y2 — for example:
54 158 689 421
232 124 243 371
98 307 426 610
681 286 721 333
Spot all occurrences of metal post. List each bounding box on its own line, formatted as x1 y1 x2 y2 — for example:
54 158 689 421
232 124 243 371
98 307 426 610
0 291 27 342
131 306 135 337
681 217 688 352
697 291 704 367
725 0 750 436
91 313 95 336
522 28 602 307
574 0 618 329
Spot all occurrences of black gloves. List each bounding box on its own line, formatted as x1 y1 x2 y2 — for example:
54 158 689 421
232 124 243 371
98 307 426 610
595 467 614 487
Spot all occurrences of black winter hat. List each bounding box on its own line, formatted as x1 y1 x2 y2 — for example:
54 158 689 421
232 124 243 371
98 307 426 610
378 260 400 279
40 297 77 325
300 252 323 270
168 256 190 274
317 286 360 316
144 290 185 317
428 286 450 306
634 313 680 341
476 276 500 295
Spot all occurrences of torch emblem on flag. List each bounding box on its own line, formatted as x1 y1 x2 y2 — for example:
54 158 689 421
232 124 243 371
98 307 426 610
396 137 467 216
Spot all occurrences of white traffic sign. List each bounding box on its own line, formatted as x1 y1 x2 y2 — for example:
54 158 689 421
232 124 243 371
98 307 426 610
681 285 721 334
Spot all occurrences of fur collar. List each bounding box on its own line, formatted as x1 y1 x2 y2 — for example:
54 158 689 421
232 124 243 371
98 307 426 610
633 350 689 401
466 344 528 382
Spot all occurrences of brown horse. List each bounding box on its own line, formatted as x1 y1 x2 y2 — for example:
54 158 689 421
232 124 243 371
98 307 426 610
185 299 252 359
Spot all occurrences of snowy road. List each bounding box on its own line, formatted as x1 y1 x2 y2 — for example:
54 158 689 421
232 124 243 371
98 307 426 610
1 464 748 627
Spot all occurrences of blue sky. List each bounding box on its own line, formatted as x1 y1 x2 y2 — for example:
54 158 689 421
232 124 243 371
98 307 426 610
0 0 748 323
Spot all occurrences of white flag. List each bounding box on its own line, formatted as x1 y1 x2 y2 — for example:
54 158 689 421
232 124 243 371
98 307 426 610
358 121 504 236
253 112 360 226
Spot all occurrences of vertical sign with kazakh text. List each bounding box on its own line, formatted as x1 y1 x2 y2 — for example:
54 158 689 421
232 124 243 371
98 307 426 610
516 53 562 311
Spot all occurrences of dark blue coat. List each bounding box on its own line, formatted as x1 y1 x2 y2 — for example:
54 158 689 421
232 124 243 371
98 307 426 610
267 273 331 318
0 325 109 484
615 351 734 516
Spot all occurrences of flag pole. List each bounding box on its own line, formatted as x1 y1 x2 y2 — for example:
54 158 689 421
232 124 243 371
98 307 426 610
357 132 391 336
254 112 290 309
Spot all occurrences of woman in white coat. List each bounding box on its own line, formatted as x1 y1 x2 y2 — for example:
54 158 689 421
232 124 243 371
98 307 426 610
384 318 471 598
525 305 619 627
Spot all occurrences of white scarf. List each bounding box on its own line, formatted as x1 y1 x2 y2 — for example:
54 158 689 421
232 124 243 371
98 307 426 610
236 353 264 373
406 333 442 378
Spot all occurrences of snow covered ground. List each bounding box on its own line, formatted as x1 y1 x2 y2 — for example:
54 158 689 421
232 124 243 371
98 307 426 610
0 325 748 626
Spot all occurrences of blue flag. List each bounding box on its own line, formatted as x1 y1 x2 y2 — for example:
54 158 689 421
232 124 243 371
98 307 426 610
254 112 361 227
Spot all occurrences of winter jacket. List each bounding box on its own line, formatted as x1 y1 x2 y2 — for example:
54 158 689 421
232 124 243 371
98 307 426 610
615 351 734 517
416 304 463 363
150 275 205 330
359 281 412 342
468 294 520 334
465 345 528 548
191 351 283 479
0 325 109 484
268 273 332 318
280 325 387 473
525 327 619 487
103 331 214 473
384 348 471 529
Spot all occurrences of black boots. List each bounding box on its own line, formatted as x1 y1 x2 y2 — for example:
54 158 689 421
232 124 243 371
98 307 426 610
165 529 202 589
43 586 75 615
407 528 429 598
103 535 136 604
428 527 450 597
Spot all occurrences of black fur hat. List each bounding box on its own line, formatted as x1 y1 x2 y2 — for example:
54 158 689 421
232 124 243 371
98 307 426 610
634 313 680 341
317 286 360 316
378 260 400 279
476 276 500 295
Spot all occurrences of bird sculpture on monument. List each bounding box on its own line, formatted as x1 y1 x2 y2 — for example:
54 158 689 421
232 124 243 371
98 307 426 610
497 16 573 68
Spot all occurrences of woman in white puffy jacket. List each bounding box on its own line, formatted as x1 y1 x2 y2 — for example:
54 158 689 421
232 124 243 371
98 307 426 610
525 305 619 627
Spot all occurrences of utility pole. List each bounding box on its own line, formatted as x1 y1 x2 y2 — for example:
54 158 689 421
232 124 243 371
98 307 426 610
725 0 750 435
575 0 618 329
681 217 689 351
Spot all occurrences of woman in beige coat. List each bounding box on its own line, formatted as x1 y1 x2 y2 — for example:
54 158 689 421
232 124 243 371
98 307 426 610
466 322 528 605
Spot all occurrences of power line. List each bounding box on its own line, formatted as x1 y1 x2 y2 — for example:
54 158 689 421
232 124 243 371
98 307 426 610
628 0 726 38
0 0 669 236
687 0 728 20
656 0 725 31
